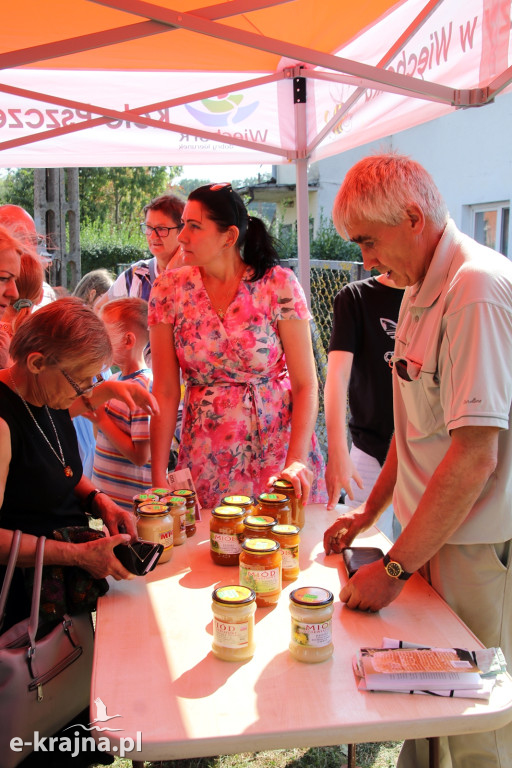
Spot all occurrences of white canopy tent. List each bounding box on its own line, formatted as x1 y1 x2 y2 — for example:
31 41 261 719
1 0 511 298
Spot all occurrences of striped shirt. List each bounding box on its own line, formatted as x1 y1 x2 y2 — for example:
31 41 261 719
92 369 152 511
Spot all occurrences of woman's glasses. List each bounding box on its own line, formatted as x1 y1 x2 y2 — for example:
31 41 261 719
209 182 239 227
60 368 104 398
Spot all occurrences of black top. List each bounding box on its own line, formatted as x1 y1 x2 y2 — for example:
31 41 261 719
328 277 404 465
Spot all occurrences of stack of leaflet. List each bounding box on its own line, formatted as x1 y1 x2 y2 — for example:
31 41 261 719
353 638 507 700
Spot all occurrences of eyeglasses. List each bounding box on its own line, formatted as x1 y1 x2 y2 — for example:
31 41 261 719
140 223 183 237
389 358 412 382
209 182 239 227
60 368 103 398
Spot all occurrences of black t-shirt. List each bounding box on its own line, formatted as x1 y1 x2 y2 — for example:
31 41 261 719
328 277 404 465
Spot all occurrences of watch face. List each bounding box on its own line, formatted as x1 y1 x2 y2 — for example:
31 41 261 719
386 561 402 578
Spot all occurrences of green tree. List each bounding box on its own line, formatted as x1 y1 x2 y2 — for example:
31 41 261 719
0 168 35 214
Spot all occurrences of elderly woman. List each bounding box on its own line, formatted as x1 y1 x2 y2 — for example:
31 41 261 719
149 182 326 509
0 297 159 630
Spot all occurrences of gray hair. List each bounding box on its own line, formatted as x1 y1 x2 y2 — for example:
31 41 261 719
332 153 448 237
73 268 114 306
10 296 112 370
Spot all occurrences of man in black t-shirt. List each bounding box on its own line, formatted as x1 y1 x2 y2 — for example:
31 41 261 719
324 273 403 540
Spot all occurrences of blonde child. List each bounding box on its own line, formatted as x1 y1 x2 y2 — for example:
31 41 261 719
91 298 152 510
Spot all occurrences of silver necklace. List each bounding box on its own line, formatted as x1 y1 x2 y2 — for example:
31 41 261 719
8 370 73 477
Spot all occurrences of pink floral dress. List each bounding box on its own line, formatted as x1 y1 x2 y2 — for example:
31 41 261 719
148 264 327 509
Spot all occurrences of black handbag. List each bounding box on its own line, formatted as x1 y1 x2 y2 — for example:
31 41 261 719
0 531 94 768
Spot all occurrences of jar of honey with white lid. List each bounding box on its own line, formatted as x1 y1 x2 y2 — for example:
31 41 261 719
210 505 245 565
136 502 173 564
243 514 276 539
257 492 292 525
239 538 282 607
272 478 305 529
211 585 256 661
289 587 334 663
270 524 300 581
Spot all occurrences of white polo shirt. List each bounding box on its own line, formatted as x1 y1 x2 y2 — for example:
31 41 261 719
392 219 512 544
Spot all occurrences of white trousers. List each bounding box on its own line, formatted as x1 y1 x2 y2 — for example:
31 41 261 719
344 444 400 542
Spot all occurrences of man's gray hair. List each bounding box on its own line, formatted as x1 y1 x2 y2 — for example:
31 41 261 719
332 153 448 237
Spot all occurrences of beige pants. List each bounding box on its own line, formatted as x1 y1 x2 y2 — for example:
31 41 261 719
397 540 512 768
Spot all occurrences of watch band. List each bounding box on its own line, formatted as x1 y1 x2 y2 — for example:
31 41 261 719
84 488 105 519
383 553 413 580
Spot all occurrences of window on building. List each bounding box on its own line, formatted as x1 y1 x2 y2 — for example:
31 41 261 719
471 202 509 256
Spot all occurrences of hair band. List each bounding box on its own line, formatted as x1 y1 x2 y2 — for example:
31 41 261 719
13 299 33 311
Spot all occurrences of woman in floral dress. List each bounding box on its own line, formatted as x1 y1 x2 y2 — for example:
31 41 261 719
148 183 326 509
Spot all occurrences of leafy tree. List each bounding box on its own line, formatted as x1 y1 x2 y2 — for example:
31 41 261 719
0 168 35 214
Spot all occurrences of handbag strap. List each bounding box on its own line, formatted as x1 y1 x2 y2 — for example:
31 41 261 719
27 536 45 653
0 529 22 630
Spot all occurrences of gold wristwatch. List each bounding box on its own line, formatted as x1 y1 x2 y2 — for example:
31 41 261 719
383 554 412 580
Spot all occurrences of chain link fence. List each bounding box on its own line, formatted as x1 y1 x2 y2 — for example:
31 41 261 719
284 259 371 460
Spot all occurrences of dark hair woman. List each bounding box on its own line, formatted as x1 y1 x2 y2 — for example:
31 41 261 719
148 183 326 510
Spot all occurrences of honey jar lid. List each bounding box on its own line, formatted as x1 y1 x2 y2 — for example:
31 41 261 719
137 502 169 516
172 488 196 499
161 495 186 507
211 505 244 519
290 586 333 607
133 493 158 503
244 515 275 530
145 487 173 498
257 492 288 504
222 494 254 507
242 538 280 554
271 524 300 536
212 585 256 605
272 479 294 491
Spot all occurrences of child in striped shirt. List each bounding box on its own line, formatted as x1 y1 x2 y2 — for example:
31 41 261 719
91 298 152 511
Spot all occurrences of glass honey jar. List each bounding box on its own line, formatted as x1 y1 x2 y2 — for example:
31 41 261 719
210 505 245 566
243 515 276 539
162 495 187 546
136 502 173 564
257 492 292 525
272 478 305 529
145 486 173 500
172 488 197 538
270 524 300 581
221 494 255 516
239 538 282 607
132 492 158 515
211 585 256 661
289 587 334 663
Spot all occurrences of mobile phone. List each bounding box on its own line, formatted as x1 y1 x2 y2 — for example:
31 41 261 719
342 546 384 578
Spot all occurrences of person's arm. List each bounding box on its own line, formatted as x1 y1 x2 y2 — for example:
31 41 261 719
324 350 364 509
69 378 158 419
339 424 499 612
91 405 151 466
268 318 318 504
149 322 182 487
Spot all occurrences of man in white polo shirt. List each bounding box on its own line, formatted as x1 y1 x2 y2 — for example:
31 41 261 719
324 153 512 768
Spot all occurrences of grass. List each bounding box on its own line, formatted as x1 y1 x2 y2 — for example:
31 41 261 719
98 742 402 768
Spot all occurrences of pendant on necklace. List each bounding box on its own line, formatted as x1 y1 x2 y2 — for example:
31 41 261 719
64 466 73 477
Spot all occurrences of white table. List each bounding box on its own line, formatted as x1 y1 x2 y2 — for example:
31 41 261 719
91 504 512 763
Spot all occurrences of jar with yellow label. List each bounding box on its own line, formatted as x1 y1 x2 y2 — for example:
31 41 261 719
210 506 245 566
270 524 300 581
243 515 276 539
239 538 282 607
289 587 334 663
257 492 292 525
221 495 255 516
162 495 187 546
272 478 305 529
132 492 158 515
211 585 256 661
136 502 174 564
172 488 197 538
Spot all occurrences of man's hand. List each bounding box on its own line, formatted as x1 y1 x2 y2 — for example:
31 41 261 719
323 506 372 554
325 453 363 510
340 559 405 611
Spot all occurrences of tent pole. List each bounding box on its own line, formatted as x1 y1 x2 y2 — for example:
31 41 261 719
294 75 311 307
